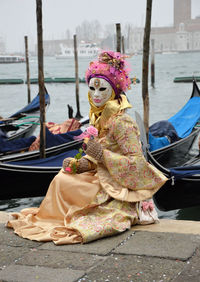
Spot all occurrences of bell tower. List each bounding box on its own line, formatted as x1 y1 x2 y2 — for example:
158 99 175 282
174 0 191 27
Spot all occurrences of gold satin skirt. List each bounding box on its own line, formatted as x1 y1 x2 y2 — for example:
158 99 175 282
7 169 140 245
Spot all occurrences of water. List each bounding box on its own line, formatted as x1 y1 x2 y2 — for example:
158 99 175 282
0 52 200 220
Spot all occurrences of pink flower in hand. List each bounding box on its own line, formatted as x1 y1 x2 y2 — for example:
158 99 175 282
86 126 98 137
74 126 98 140
65 167 72 173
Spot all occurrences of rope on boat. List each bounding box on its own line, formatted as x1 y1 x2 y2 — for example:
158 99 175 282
19 116 40 120
15 122 40 127
14 116 40 126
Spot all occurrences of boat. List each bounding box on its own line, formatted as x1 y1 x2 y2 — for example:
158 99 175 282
0 113 88 157
0 79 24 85
162 51 178 55
0 77 85 85
174 76 200 83
0 91 50 142
135 111 200 212
0 116 89 199
55 41 99 59
149 150 200 212
0 139 83 200
150 80 200 167
0 55 25 64
26 77 84 84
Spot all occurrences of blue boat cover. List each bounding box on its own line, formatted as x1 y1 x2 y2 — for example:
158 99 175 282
170 164 200 180
8 149 84 167
149 132 170 151
149 120 180 143
44 127 82 148
0 136 36 153
0 129 7 139
11 93 50 117
0 127 83 153
149 96 200 151
168 97 200 138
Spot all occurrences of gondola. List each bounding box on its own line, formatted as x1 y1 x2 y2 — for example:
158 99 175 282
135 111 200 212
149 151 200 212
150 80 200 168
0 115 88 157
0 138 83 200
0 91 50 142
0 117 89 200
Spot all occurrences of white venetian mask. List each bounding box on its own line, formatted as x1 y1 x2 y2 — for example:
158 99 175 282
89 78 113 107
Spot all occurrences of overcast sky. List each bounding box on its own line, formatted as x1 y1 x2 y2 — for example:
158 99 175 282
1 0 200 52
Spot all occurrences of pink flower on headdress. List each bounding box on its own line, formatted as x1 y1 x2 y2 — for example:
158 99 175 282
110 67 116 74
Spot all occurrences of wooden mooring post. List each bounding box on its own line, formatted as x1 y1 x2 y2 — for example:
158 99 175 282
151 39 155 88
24 36 31 103
122 36 125 54
73 34 82 119
36 0 46 158
142 0 153 140
116 23 121 52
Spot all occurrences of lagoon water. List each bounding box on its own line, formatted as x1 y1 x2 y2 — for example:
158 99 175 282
0 52 200 220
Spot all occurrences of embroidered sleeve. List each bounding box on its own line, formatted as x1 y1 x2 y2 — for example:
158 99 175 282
103 115 165 190
112 114 142 155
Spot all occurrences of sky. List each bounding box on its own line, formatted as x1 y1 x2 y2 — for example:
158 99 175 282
0 0 200 53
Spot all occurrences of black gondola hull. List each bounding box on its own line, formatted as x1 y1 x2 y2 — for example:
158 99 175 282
148 149 200 211
153 177 200 211
151 128 200 167
0 165 59 200
0 140 83 200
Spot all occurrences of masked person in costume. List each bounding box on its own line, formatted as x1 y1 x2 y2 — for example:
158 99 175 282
7 51 167 245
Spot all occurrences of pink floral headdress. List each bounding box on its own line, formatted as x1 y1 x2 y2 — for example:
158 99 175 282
85 50 131 97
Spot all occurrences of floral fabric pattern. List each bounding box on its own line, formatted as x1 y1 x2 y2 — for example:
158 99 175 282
69 198 138 243
97 114 167 201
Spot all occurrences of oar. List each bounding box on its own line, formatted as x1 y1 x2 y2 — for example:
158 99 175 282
135 111 149 160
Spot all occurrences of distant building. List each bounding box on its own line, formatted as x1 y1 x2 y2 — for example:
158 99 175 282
128 0 200 54
174 0 191 27
41 0 200 56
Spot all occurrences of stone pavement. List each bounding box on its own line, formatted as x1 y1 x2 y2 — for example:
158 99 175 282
0 212 200 282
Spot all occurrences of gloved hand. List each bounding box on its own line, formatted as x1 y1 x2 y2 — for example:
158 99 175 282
62 157 73 171
63 157 95 173
84 138 104 163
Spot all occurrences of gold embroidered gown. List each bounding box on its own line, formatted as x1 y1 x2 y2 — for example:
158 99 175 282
7 95 167 245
